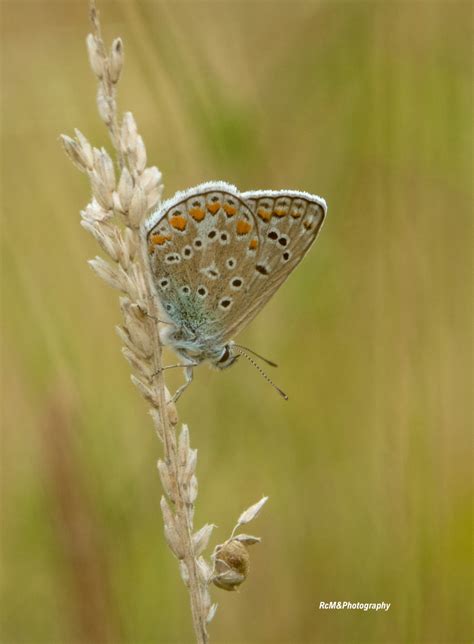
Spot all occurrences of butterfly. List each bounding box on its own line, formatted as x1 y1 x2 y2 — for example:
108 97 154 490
143 181 327 400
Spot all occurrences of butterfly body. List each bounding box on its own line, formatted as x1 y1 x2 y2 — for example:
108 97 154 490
143 181 327 397
159 310 235 368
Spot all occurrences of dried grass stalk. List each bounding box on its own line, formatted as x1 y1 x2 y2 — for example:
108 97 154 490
61 3 267 642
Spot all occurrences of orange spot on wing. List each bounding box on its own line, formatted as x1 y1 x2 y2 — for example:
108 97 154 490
273 206 288 217
257 207 272 222
249 238 258 250
151 233 170 245
290 207 302 218
169 214 187 231
189 207 206 221
223 204 237 217
236 219 252 235
207 202 221 214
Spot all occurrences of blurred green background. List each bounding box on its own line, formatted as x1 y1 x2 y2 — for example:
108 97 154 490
1 1 472 643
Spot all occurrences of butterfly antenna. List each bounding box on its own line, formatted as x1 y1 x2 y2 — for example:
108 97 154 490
233 346 288 400
232 343 278 367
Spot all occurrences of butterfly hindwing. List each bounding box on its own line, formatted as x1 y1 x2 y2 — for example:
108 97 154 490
211 190 327 341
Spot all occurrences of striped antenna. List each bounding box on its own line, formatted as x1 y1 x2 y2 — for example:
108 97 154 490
233 346 288 400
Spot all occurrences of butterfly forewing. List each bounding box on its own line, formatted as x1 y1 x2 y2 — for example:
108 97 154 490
145 183 261 337
145 183 327 349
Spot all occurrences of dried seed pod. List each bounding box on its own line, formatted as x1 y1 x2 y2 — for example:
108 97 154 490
89 168 114 210
157 459 177 501
88 256 124 291
121 346 153 379
212 540 250 591
128 185 148 228
86 33 105 79
134 135 147 173
81 200 111 223
236 496 268 526
60 135 87 172
95 147 116 193
232 533 262 546
74 129 94 169
139 166 162 192
179 561 190 587
130 374 159 407
109 37 124 83
96 84 112 125
180 448 198 486
118 166 134 212
196 556 212 584
165 386 178 425
161 502 184 559
123 226 138 260
61 130 95 172
206 603 218 624
81 220 119 261
186 474 198 504
148 408 164 442
147 185 163 212
120 303 153 355
121 111 138 151
178 424 190 465
192 523 215 557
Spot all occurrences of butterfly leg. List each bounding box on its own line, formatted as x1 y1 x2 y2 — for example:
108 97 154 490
152 360 198 377
134 302 169 325
171 365 194 403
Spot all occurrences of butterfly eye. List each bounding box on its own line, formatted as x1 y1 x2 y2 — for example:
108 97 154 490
278 235 289 247
181 286 191 296
182 246 193 258
282 251 291 262
267 230 279 241
197 286 208 298
217 345 231 363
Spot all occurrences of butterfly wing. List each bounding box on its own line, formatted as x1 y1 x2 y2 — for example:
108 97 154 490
212 190 327 342
144 184 327 349
144 182 262 341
